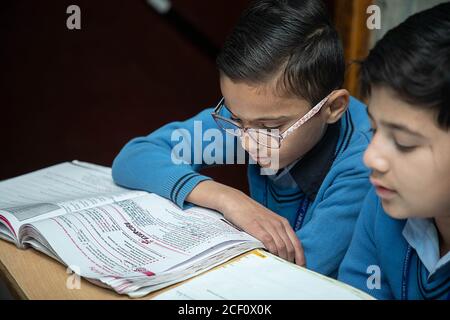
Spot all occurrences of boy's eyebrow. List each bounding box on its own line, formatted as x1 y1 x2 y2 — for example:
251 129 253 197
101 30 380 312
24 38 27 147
231 113 289 122
381 121 425 138
366 108 425 138
226 104 289 121
252 115 289 121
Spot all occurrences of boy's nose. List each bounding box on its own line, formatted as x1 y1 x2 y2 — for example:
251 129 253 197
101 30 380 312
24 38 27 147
241 134 257 157
363 138 389 173
240 134 270 158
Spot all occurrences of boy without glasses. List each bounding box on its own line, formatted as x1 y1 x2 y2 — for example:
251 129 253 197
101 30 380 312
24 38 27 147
338 3 450 299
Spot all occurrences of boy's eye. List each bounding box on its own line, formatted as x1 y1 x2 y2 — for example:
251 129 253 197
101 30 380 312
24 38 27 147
230 117 281 130
262 124 281 130
230 116 242 123
394 141 417 152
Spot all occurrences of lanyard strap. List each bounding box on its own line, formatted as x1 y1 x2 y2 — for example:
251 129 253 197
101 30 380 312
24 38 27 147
402 245 413 300
294 196 310 232
402 244 450 300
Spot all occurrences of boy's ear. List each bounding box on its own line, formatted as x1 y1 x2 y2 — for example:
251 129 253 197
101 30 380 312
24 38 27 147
321 89 350 124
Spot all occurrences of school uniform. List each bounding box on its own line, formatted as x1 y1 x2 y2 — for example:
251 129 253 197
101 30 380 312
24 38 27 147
338 187 450 299
112 97 372 277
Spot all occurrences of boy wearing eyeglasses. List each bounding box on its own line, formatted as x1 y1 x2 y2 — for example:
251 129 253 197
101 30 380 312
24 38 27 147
338 3 450 299
113 0 372 277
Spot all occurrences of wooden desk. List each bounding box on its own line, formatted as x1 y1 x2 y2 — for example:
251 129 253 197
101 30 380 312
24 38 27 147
0 240 169 300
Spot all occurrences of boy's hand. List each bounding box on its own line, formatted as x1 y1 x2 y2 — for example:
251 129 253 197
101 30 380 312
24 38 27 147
187 180 305 266
219 189 306 266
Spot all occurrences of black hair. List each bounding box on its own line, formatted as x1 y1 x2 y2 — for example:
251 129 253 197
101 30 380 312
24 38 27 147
216 0 345 106
361 2 450 129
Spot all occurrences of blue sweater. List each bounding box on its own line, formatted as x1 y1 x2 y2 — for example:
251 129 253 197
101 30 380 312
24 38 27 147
112 97 372 277
338 188 450 299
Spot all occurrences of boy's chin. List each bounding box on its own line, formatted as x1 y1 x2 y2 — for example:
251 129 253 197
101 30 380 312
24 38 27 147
258 162 279 172
380 199 412 220
258 159 273 167
258 159 281 170
255 156 293 171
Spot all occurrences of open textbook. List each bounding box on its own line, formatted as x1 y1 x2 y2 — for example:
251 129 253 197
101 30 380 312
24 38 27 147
0 161 263 297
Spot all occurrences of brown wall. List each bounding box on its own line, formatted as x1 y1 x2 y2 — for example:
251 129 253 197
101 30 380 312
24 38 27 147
0 0 251 191
1 0 364 194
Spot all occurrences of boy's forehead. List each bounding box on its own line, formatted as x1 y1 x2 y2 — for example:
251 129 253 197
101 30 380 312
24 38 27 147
368 86 442 136
220 76 309 119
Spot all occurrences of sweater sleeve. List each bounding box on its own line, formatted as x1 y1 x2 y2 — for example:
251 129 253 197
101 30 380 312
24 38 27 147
112 108 237 209
338 188 393 299
296 143 372 277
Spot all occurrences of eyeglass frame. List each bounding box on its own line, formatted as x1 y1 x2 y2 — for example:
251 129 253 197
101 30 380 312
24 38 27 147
211 92 333 149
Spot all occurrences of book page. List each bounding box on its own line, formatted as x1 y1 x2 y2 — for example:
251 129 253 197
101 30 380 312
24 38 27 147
23 193 262 294
0 161 145 235
153 250 375 300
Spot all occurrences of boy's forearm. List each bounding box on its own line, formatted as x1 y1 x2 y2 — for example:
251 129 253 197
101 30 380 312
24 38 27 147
186 180 245 214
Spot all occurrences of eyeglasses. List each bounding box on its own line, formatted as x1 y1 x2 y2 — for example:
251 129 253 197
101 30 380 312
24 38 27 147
211 93 332 149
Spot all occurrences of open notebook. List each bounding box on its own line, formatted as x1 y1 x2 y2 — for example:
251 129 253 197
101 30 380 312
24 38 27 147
153 249 374 300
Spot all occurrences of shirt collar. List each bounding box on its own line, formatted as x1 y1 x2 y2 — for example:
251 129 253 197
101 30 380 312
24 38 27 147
266 159 300 189
289 120 341 201
402 218 450 278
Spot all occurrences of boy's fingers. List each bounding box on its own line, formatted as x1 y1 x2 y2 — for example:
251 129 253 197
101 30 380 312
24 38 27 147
263 236 278 257
283 222 305 266
232 207 297 263
249 223 278 256
273 222 296 262
264 224 289 261
294 242 306 267
295 246 306 267
274 229 289 260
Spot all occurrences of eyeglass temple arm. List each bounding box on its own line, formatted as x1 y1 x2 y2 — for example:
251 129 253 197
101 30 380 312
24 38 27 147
280 95 330 140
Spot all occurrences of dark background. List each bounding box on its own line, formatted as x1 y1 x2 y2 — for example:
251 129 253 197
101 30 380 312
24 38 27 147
0 0 337 193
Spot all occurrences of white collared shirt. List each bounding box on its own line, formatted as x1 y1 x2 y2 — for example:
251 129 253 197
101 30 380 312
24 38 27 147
402 218 450 279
